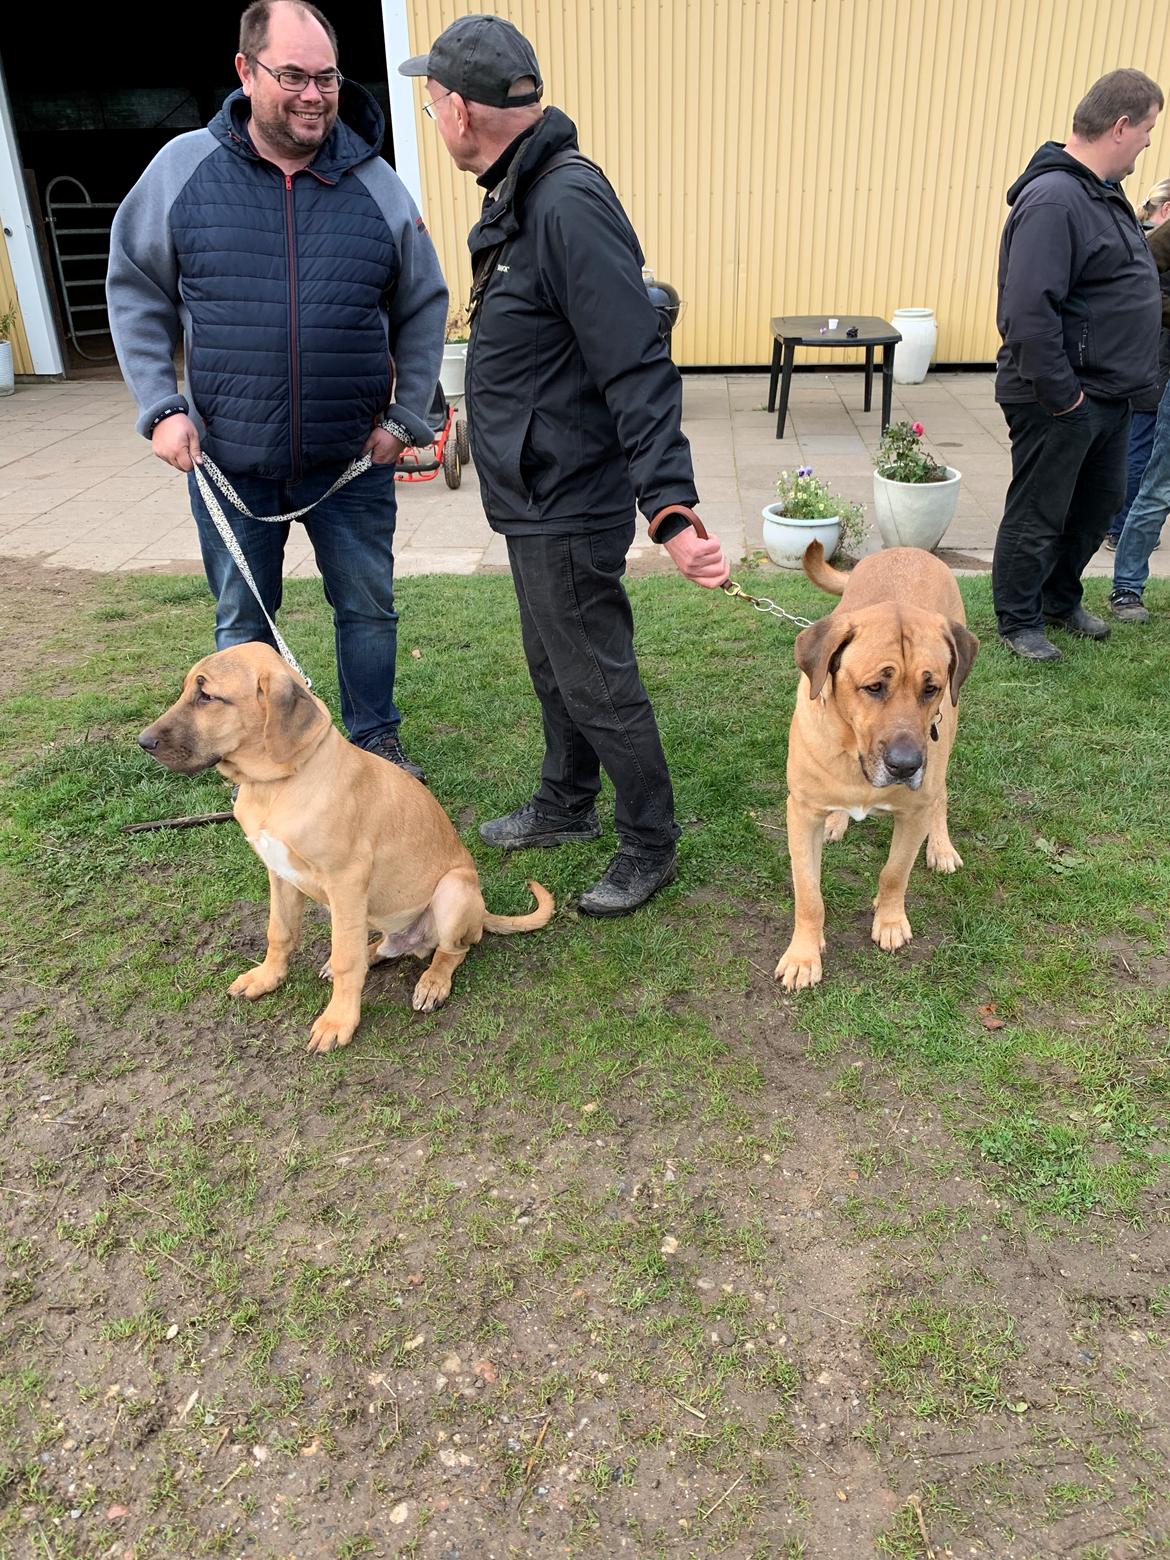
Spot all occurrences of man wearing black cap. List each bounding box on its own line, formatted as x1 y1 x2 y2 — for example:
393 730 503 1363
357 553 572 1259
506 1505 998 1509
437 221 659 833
401 15 728 917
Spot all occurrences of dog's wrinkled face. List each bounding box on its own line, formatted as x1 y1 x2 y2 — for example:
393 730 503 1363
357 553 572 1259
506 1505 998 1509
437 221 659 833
138 643 329 782
795 604 979 790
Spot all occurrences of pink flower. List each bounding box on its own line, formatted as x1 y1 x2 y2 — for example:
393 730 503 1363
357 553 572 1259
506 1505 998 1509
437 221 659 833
911 421 925 437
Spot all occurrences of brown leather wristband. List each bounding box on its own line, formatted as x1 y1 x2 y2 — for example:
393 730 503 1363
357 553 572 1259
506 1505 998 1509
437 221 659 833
648 503 709 543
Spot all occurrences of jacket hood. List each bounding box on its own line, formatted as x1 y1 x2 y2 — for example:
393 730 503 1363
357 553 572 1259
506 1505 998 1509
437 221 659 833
1006 141 1120 206
469 107 579 252
210 83 384 179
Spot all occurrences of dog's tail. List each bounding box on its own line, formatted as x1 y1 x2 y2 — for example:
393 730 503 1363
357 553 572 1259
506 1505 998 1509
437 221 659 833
483 880 555 934
802 539 848 596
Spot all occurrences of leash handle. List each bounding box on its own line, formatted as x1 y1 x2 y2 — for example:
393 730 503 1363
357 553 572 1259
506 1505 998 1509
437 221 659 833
647 503 709 542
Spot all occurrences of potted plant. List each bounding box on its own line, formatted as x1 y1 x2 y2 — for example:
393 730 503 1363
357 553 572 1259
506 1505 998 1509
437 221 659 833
761 465 868 569
0 305 17 398
872 420 961 551
439 307 470 400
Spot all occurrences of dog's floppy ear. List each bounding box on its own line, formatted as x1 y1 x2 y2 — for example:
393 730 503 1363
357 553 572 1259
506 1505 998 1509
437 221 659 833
794 614 856 700
258 664 327 765
944 622 980 706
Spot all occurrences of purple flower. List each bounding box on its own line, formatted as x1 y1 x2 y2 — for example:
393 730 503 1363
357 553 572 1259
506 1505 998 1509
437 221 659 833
797 465 813 477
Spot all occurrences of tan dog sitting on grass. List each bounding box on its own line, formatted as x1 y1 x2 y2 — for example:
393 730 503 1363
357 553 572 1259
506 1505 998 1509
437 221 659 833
775 542 979 991
139 643 553 1052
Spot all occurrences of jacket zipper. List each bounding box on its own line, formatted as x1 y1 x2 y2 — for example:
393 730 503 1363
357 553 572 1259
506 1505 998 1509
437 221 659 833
284 172 301 480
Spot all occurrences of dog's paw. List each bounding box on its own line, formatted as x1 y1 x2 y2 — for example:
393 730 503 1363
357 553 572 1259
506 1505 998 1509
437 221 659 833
926 839 963 873
228 963 285 1000
774 941 824 990
871 908 912 951
823 810 850 843
411 971 452 1013
306 1006 358 1054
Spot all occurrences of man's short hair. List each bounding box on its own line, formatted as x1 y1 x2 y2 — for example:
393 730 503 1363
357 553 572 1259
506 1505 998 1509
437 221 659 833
239 0 339 62
1072 69 1163 139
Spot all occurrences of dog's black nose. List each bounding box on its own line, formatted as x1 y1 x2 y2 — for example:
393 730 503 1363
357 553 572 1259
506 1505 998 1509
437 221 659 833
138 728 160 753
884 737 924 778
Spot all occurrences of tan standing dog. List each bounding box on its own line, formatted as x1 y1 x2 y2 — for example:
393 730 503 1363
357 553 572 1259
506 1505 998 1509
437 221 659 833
775 543 979 991
139 644 553 1051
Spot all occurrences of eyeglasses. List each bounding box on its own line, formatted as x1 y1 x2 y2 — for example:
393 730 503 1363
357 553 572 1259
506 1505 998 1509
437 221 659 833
249 57 343 94
422 89 452 120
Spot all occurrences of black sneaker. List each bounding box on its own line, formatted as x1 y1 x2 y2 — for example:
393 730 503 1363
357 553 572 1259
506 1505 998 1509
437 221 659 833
1043 606 1111 640
479 799 601 850
999 628 1062 662
578 848 678 918
1103 534 1119 552
368 732 426 783
1108 590 1150 624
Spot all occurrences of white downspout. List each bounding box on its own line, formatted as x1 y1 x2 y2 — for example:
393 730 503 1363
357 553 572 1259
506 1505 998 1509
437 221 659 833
380 0 424 211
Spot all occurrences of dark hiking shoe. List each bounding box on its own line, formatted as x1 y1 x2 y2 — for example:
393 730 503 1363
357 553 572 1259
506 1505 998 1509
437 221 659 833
1103 533 1119 552
999 628 1062 662
1108 590 1150 624
578 848 678 918
479 799 601 850
368 732 426 783
1042 606 1110 640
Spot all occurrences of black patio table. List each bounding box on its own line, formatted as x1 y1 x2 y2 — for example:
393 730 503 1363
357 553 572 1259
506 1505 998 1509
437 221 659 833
767 314 902 438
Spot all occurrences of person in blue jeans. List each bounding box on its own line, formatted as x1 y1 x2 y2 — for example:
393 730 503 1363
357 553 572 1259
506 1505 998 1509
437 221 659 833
1104 177 1170 549
1109 375 1170 621
187 461 402 745
107 0 447 780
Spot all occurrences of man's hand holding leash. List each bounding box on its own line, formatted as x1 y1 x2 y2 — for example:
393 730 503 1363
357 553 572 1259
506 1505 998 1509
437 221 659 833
151 412 203 473
649 503 730 588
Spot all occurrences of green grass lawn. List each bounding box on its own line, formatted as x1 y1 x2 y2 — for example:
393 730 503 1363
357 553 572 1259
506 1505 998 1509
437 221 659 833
0 563 1167 1558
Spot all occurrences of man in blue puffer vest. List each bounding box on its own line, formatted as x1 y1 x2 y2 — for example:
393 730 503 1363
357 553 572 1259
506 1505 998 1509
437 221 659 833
107 0 447 780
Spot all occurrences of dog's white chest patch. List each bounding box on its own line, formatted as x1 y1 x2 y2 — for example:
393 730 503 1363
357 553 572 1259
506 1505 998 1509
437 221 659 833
827 803 893 821
249 830 305 887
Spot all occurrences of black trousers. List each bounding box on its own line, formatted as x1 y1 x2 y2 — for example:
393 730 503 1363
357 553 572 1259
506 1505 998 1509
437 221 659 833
992 396 1130 635
505 521 679 856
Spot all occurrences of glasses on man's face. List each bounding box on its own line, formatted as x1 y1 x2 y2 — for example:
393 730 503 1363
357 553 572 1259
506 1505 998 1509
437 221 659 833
422 89 452 120
250 57 343 94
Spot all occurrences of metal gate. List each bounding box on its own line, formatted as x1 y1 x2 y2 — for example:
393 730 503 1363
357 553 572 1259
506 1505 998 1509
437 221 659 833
45 175 119 362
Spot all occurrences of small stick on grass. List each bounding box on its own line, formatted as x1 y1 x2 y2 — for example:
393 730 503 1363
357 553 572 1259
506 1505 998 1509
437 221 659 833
699 1472 744 1522
908 1493 935 1559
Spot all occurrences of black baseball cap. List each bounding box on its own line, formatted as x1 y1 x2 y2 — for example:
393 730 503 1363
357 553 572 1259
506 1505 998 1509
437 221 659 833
398 14 543 108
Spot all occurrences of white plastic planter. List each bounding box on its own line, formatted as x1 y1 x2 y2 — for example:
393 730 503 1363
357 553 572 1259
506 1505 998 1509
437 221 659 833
761 503 840 569
872 467 961 551
0 341 14 397
438 342 467 400
891 307 938 384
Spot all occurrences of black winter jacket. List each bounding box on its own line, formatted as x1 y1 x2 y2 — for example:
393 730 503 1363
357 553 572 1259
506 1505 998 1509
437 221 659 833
464 108 697 533
995 143 1160 412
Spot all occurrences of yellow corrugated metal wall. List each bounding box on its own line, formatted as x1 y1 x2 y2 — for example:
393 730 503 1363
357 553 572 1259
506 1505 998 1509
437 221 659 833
404 0 1170 366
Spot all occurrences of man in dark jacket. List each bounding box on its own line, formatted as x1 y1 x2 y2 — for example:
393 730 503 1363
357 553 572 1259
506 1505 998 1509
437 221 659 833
993 68 1163 661
108 0 447 778
400 16 728 916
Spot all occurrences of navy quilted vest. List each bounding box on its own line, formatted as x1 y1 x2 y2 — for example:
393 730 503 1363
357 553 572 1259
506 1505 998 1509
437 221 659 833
170 89 400 479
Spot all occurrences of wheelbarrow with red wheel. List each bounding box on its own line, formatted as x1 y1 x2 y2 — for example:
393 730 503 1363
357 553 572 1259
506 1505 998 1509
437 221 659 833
394 382 471 488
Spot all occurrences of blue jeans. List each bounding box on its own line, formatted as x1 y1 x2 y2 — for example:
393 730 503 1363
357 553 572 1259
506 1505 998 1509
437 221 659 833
188 460 400 747
1112 378 1170 597
1106 407 1158 538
